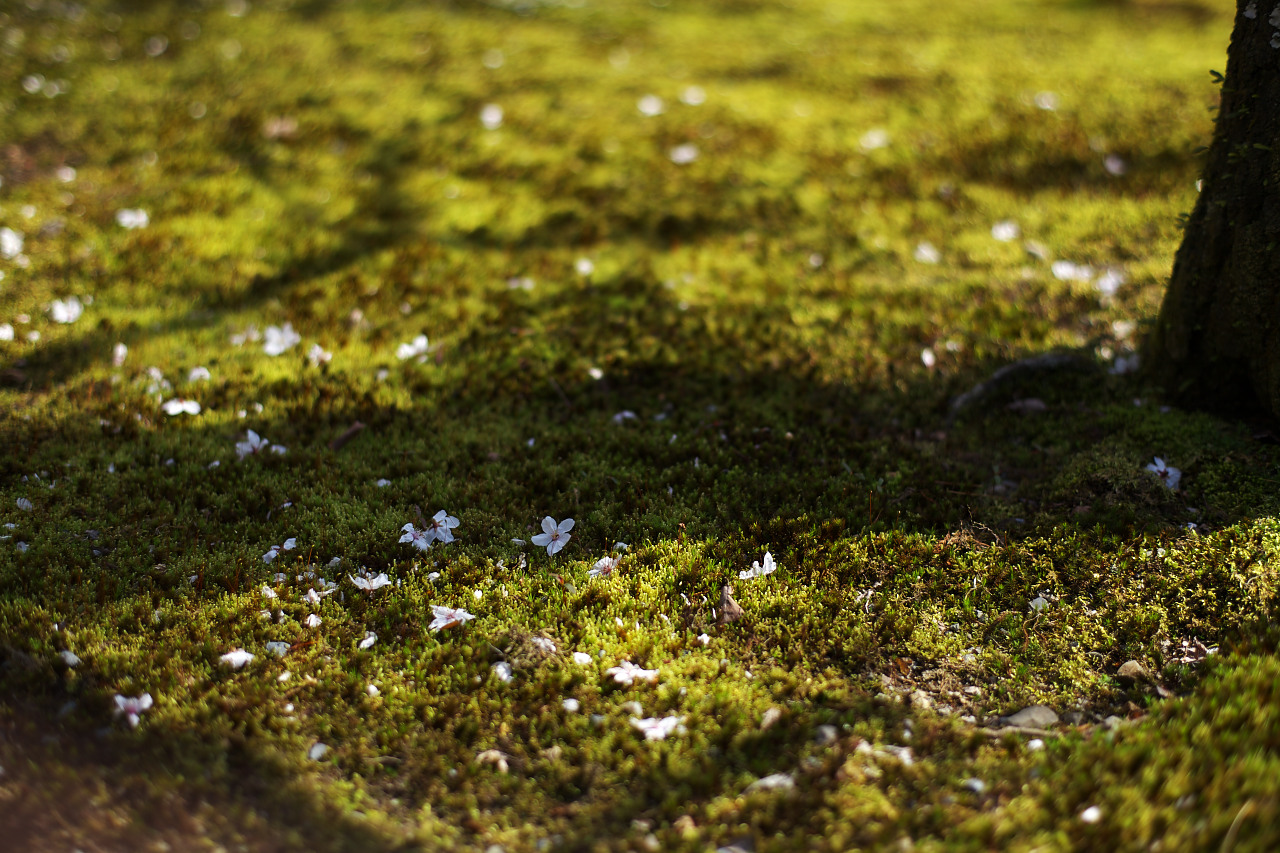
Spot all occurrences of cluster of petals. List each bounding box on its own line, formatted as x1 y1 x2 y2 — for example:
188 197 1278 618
739 551 777 580
263 538 297 563
50 296 84 324
162 398 201 416
430 605 475 632
630 715 686 741
399 523 432 551
396 334 429 361
263 323 301 357
116 209 149 229
114 693 153 727
532 516 574 555
606 660 659 685
350 572 392 591
236 430 287 459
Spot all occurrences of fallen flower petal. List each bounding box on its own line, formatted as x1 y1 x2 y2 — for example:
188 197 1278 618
113 693 154 727
220 649 255 669
429 605 476 632
630 715 686 741
1146 456 1181 490
399 522 433 551
607 660 659 685
350 572 393 591
531 516 574 556
162 397 202 416
739 551 777 580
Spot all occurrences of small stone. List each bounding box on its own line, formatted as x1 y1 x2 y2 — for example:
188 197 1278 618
1116 659 1148 684
1080 805 1102 824
1101 715 1124 730
1062 710 1085 725
718 585 744 625
814 724 838 745
308 743 328 761
760 707 782 730
1004 705 1058 728
58 650 81 667
962 777 986 794
909 689 933 711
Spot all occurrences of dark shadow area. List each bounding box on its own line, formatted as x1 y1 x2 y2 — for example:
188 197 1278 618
0 693 417 853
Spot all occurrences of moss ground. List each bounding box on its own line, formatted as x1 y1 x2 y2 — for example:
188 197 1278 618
2 0 1279 850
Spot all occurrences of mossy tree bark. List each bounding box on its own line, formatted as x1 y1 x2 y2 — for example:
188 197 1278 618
1148 1 1280 417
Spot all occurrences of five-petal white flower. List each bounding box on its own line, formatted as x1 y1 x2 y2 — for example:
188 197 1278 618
739 551 777 580
1146 457 1181 490
531 516 574 556
427 510 460 544
429 605 476 632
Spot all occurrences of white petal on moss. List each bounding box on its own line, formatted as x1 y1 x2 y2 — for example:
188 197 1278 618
220 649 255 669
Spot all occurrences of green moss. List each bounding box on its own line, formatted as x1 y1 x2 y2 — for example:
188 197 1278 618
1 0 1276 850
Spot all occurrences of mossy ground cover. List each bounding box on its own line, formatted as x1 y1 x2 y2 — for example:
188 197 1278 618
2 0 1279 850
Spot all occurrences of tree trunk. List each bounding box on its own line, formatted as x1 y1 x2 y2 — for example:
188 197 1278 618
1147 0 1280 417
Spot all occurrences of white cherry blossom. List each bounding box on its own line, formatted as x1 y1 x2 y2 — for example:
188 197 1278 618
1146 457 1181 490
531 516 574 556
429 605 476 632
399 522 432 551
427 510 460 544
